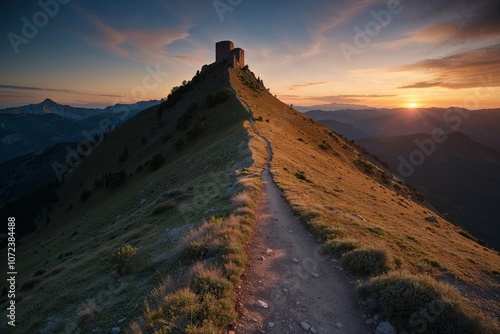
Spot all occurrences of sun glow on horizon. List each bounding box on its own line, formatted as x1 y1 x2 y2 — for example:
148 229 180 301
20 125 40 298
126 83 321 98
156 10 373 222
408 102 418 109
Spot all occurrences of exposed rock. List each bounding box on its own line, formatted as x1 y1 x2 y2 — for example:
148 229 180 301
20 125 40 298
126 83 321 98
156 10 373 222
268 322 275 328
310 327 318 334
117 317 126 323
373 314 380 321
336 322 343 328
111 327 120 334
365 296 378 310
353 213 366 221
139 198 146 206
265 248 273 254
376 322 396 334
292 258 299 263
425 216 438 223
300 321 311 331
366 319 375 325
311 272 320 278
255 300 269 309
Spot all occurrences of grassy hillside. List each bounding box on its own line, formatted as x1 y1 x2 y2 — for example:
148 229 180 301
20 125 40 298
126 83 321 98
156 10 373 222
2 62 498 333
357 132 500 250
229 67 500 331
0 63 262 333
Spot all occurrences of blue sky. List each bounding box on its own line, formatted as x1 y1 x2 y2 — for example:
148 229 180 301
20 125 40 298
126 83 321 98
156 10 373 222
1 0 499 108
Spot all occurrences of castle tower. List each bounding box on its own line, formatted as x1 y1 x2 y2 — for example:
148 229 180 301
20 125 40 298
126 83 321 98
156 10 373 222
214 41 245 68
216 41 234 63
230 48 245 68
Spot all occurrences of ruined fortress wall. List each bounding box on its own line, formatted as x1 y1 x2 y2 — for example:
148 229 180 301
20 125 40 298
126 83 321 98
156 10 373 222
230 48 245 68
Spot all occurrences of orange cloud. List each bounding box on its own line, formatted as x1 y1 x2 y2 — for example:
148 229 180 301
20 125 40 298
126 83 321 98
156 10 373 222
397 44 500 89
289 82 327 90
74 7 191 63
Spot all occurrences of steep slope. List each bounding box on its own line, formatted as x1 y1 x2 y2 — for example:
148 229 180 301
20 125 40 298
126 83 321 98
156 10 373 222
0 63 257 333
317 118 368 139
2 62 498 334
357 132 500 250
229 67 500 331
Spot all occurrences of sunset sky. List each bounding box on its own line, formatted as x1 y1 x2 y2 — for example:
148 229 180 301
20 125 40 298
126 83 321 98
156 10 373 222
1 0 499 109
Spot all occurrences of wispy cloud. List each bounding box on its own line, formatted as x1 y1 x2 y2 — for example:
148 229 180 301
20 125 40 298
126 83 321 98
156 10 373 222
297 0 383 59
289 82 327 90
310 94 395 103
0 84 122 97
405 1 499 43
397 43 500 89
278 93 394 104
174 48 210 66
73 6 192 63
370 1 500 51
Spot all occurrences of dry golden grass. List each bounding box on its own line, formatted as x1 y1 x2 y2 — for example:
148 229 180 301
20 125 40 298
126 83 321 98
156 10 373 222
229 66 500 328
5 62 498 333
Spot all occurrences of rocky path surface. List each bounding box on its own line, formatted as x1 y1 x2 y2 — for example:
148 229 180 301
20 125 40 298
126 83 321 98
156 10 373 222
235 125 370 333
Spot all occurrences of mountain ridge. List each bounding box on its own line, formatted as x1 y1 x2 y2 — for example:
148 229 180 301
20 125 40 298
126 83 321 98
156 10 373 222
357 131 500 249
0 99 160 163
1 61 498 333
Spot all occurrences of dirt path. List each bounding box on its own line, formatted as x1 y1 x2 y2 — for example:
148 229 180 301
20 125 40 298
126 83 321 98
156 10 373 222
235 125 370 333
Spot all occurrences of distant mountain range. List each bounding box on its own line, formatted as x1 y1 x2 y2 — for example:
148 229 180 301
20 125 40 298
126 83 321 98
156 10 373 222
305 107 500 249
295 102 374 112
305 107 500 152
0 98 160 163
358 132 500 248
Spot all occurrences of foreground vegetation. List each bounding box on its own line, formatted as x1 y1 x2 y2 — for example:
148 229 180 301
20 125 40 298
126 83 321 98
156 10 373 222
230 65 500 332
2 63 498 333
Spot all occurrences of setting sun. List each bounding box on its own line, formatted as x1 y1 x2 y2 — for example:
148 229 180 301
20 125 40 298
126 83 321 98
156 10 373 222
408 103 418 109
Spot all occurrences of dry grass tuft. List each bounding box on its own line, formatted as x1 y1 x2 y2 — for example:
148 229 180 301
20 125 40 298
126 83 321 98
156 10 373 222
342 247 391 276
77 299 99 322
359 272 499 333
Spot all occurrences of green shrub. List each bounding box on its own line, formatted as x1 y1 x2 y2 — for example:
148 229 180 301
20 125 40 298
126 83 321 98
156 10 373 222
294 171 311 182
355 159 375 174
108 170 127 188
324 239 358 255
358 272 494 333
118 147 129 163
80 189 92 202
186 120 206 140
150 153 167 170
341 247 390 276
177 103 197 129
162 287 199 324
189 267 233 299
19 277 42 291
33 269 46 277
151 200 176 215
198 294 236 328
206 88 232 108
111 244 137 275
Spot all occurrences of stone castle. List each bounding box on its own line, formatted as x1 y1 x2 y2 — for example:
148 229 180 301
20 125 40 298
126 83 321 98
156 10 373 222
215 41 245 68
